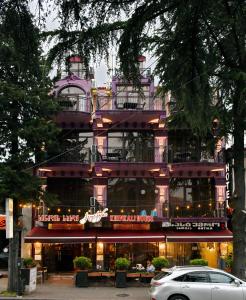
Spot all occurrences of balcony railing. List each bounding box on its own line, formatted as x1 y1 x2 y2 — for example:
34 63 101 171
96 95 164 111
97 146 168 163
168 146 224 163
169 200 225 218
57 96 91 112
47 147 91 164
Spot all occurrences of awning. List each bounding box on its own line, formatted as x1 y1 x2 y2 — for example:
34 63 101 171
24 227 95 243
166 230 233 242
96 230 166 243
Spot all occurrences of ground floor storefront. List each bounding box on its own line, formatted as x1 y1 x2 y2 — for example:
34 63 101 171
24 228 232 272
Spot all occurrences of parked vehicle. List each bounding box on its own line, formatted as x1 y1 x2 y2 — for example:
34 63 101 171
150 265 246 300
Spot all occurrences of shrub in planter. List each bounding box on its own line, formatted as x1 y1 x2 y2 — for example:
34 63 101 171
73 256 92 287
190 258 208 266
152 257 169 271
23 257 36 268
225 256 233 272
73 256 92 270
115 258 130 271
21 257 37 293
115 258 130 288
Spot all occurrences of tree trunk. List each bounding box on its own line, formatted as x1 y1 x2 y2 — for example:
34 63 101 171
8 202 20 292
232 80 246 279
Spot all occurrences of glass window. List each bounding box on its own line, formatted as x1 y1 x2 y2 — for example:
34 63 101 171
173 274 186 282
184 272 209 283
209 272 235 284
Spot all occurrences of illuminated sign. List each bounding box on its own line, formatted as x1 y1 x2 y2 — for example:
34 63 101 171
38 215 80 222
171 221 225 231
0 215 6 230
110 215 154 223
225 163 230 206
6 198 13 238
79 208 108 224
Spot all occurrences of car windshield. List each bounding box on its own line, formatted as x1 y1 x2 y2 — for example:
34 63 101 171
153 271 172 280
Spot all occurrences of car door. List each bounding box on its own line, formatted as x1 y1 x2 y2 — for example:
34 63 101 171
180 271 211 300
208 272 244 300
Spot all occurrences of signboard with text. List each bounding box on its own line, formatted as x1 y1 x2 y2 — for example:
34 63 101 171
0 215 6 230
170 221 225 231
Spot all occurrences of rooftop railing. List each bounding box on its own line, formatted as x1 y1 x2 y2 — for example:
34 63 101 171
57 96 92 112
97 146 168 163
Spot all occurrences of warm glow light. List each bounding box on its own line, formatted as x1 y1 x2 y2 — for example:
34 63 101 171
165 207 168 211
149 118 159 124
110 209 113 213
102 168 112 172
48 208 50 211
19 204 22 207
33 204 36 208
68 209 71 212
198 204 201 208
149 168 160 172
211 168 224 172
38 168 52 172
131 209 135 213
57 208 61 212
176 206 179 210
186 205 190 209
78 209 81 213
102 118 112 123
120 209 124 213
209 203 212 207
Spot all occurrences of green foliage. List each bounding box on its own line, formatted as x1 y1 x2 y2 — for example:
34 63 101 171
190 258 208 266
73 256 92 270
23 257 37 268
152 257 169 271
225 256 233 268
115 257 130 270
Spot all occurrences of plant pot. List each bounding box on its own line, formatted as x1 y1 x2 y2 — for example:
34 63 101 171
21 267 37 293
75 270 89 287
115 271 127 288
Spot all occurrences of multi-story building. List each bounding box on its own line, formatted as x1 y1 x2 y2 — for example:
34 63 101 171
24 55 232 272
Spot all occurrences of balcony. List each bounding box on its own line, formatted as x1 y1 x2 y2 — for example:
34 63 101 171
169 200 225 218
57 96 91 113
96 95 164 111
168 146 224 163
47 147 91 164
97 146 168 163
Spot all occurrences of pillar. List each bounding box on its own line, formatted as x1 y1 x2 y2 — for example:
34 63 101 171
155 184 169 218
154 134 168 163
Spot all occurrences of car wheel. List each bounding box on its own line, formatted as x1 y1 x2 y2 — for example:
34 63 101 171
169 295 188 300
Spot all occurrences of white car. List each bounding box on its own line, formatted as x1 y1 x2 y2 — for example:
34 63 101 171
150 266 246 300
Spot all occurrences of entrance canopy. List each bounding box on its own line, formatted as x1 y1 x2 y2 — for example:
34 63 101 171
96 230 166 243
24 227 166 243
166 229 233 242
24 227 95 243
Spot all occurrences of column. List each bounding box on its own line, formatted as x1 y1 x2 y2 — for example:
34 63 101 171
93 184 107 208
155 184 169 218
154 134 168 163
215 185 226 217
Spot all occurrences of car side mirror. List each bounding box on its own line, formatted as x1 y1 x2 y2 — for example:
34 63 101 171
234 279 241 286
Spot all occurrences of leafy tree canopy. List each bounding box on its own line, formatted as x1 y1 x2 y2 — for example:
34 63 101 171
0 0 58 203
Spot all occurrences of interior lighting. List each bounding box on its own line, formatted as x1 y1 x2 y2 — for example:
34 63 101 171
120 209 124 213
68 209 71 213
176 206 179 210
32 204 36 208
186 205 190 209
131 209 135 213
198 204 201 208
78 209 81 213
57 208 61 212
47 208 50 211
209 203 212 207
19 204 23 207
165 207 168 211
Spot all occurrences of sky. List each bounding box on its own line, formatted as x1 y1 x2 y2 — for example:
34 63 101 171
30 1 157 87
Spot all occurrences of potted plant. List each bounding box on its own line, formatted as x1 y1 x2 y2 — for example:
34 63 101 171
190 258 208 266
21 257 37 293
224 256 233 273
115 257 130 288
152 256 169 272
73 256 92 287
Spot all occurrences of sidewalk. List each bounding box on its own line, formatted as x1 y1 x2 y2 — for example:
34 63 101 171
0 276 149 300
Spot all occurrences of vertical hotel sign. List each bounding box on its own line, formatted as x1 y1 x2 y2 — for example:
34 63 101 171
6 198 13 238
225 163 230 207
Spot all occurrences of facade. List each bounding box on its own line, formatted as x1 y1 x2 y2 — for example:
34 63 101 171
23 55 232 272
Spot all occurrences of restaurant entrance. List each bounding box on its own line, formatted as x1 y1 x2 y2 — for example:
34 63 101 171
43 244 82 272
